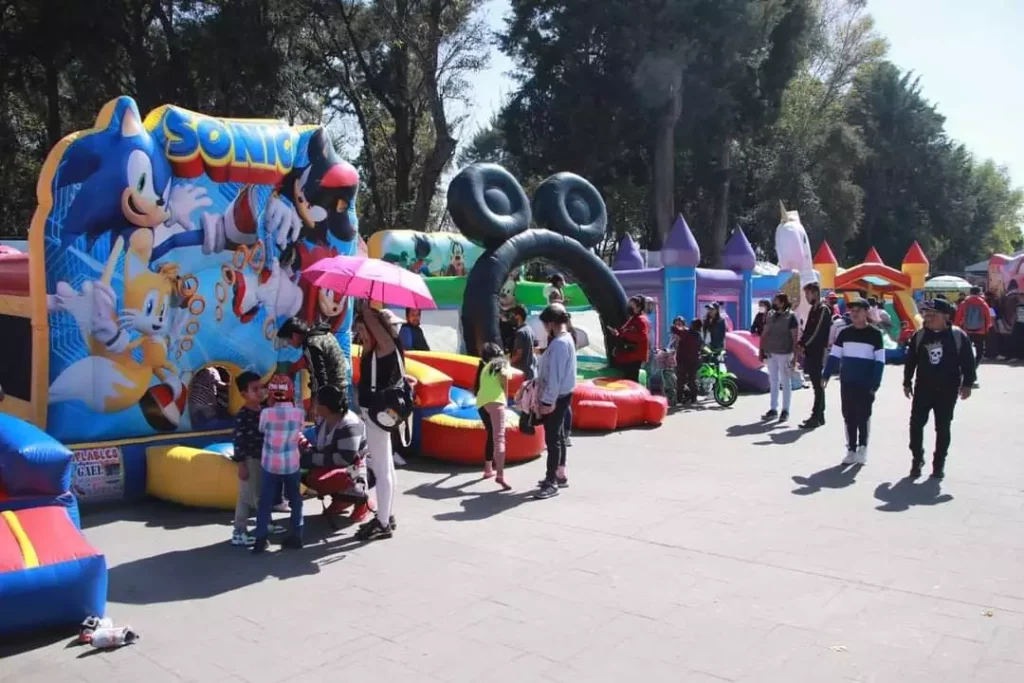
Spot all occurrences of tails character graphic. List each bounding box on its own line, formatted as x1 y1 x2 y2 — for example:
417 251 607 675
47 237 189 431
53 97 213 267
444 241 467 276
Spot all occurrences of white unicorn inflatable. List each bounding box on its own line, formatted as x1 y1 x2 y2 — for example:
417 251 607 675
774 201 818 327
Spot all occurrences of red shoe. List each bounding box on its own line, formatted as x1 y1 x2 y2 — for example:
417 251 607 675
350 502 374 524
325 498 353 516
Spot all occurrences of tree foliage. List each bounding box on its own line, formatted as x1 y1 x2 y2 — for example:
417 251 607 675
0 0 488 238
480 0 1021 270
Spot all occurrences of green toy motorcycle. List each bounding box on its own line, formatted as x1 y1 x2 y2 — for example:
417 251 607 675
695 349 739 407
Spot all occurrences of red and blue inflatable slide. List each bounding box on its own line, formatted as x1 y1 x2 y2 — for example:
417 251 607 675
0 506 107 636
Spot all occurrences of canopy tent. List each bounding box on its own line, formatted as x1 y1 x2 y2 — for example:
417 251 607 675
924 275 971 292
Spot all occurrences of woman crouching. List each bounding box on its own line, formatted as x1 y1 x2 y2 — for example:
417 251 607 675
301 385 374 525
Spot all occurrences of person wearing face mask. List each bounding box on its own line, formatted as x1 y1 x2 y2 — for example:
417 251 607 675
703 303 727 353
534 304 577 499
758 293 799 422
607 295 650 383
751 300 770 336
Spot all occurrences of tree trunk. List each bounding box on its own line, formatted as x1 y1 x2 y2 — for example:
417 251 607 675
651 91 681 250
410 0 458 231
710 136 733 266
43 56 61 146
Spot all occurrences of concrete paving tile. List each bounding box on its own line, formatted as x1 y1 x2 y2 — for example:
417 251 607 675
3 366 1023 682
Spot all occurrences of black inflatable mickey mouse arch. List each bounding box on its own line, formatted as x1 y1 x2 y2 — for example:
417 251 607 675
448 164 629 361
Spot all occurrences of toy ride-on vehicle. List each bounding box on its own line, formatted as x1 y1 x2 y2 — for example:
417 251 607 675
696 348 739 407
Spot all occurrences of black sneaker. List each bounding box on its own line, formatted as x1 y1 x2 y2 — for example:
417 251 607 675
533 482 559 499
537 476 569 488
778 410 789 423
389 515 397 531
930 469 945 481
799 416 822 429
910 463 923 478
281 535 303 550
762 409 778 421
356 518 393 541
252 537 268 554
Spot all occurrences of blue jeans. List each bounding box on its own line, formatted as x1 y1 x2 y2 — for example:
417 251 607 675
255 469 303 541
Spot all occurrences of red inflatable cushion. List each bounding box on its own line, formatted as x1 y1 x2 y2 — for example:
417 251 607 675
644 396 669 425
573 400 617 431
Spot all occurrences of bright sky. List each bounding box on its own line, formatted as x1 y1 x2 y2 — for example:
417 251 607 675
458 0 1024 186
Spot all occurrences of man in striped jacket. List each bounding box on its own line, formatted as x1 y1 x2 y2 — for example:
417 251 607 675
822 298 885 465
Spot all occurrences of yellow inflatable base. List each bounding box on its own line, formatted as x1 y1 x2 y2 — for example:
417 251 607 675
146 445 238 510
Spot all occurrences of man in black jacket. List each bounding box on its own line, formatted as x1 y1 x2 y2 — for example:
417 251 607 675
903 298 976 480
797 282 831 429
277 317 349 399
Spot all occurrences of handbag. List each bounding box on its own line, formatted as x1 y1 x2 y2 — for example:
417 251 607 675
366 350 415 436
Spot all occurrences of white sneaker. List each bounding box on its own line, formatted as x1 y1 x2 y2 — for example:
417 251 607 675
841 450 857 465
854 445 868 464
393 452 407 467
231 530 255 547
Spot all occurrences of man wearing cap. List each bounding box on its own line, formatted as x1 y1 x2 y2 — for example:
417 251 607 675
903 298 976 480
703 302 727 353
822 298 885 465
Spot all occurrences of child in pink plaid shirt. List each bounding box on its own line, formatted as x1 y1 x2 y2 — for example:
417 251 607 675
253 373 306 553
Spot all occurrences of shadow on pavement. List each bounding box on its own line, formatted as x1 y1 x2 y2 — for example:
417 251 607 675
81 501 226 532
753 426 814 446
791 464 862 495
106 531 364 604
726 421 776 437
434 491 535 522
405 474 534 521
873 477 953 512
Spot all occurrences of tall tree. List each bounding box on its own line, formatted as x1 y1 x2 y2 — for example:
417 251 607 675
499 0 812 258
306 0 488 233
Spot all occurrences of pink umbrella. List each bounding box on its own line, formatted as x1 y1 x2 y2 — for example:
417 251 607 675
302 255 437 310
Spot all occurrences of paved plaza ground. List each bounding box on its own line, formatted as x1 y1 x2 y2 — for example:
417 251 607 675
2 364 1023 682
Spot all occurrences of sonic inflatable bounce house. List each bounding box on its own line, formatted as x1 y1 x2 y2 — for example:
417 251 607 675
0 96 360 509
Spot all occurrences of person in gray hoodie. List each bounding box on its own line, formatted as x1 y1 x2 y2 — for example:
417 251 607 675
533 304 577 500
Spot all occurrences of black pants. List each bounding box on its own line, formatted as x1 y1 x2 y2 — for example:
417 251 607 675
676 361 698 402
840 383 875 449
620 361 642 383
542 394 573 482
968 333 985 369
909 387 958 468
479 407 495 463
803 349 826 419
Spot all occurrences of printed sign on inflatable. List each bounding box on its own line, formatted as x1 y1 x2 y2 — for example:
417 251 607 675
33 96 359 443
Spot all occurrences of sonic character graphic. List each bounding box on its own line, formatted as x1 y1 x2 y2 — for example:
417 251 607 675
52 98 215 268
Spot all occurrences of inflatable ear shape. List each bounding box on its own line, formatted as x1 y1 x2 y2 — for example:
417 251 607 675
446 163 531 249
532 173 607 249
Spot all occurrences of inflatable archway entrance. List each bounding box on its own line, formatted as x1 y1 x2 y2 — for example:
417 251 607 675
446 164 628 358
461 230 628 356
